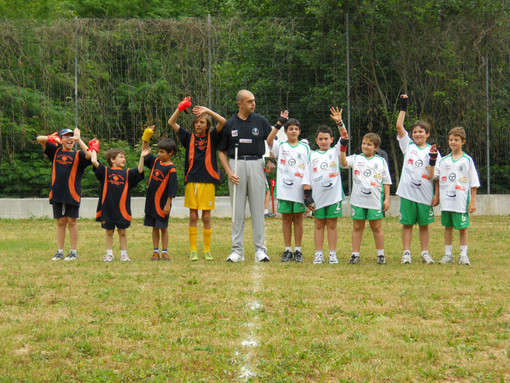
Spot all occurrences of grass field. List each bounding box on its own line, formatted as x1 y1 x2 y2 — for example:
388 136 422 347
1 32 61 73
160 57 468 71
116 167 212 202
0 216 509 382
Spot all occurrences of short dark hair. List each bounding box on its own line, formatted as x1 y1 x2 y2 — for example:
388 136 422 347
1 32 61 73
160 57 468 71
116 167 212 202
157 138 177 155
448 126 466 141
284 118 301 132
315 125 333 138
105 148 125 167
363 133 381 149
411 120 431 135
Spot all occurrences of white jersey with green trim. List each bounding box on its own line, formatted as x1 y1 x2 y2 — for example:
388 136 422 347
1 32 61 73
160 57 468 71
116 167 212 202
271 140 310 203
302 141 344 210
342 153 392 210
396 132 440 205
435 152 480 213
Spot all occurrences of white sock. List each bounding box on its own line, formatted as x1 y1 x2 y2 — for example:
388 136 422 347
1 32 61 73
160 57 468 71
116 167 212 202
295 247 302 252
403 250 411 256
329 250 336 257
421 250 429 256
264 209 269 214
352 252 360 257
286 246 292 252
377 249 384 256
315 250 323 256
106 249 113 256
460 246 468 257
57 249 64 254
445 245 452 255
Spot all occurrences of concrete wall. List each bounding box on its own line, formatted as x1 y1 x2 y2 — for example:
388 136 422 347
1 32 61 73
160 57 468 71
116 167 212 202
1 195 509 219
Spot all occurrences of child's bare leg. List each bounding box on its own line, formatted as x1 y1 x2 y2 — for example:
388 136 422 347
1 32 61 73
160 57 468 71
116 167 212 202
202 210 212 230
105 229 115 250
326 217 338 251
152 227 160 249
402 224 413 251
352 219 365 253
459 228 468 246
419 224 430 251
56 217 67 249
118 229 127 251
190 209 199 227
444 226 454 246
67 217 78 249
370 219 384 249
161 227 169 250
314 218 326 251
293 213 304 247
282 213 293 247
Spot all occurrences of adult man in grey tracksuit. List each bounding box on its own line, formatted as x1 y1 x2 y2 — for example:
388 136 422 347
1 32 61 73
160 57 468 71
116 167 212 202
218 90 272 262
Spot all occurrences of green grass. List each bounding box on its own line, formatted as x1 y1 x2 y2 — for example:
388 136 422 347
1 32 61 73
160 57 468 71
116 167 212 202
0 216 509 382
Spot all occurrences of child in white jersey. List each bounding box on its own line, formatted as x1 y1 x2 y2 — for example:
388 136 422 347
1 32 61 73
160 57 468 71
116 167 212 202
339 132 392 265
433 127 480 265
396 94 440 265
302 107 347 264
267 118 310 262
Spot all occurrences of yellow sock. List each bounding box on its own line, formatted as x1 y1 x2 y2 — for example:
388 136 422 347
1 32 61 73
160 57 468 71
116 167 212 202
189 226 198 251
203 228 212 252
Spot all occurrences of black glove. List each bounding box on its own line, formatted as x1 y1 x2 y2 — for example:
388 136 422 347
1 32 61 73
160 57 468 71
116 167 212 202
304 189 315 210
428 144 438 166
275 115 288 129
399 95 408 112
340 137 349 146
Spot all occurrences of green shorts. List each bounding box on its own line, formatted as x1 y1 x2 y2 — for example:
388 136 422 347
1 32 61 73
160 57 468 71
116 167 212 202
399 198 435 226
314 201 342 219
441 211 469 230
277 199 306 214
351 205 383 221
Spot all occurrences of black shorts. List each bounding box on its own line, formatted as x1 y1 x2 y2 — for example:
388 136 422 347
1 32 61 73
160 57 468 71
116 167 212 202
144 214 169 229
52 203 79 219
101 221 130 230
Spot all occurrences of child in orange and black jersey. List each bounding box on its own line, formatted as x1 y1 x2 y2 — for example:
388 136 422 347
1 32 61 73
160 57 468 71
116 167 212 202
36 128 92 261
141 127 178 261
90 146 148 262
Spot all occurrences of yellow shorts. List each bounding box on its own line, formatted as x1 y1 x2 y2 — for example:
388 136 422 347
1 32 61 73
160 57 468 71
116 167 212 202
184 182 215 210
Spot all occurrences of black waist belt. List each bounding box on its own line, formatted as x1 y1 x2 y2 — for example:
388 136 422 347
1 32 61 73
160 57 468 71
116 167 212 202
229 155 262 160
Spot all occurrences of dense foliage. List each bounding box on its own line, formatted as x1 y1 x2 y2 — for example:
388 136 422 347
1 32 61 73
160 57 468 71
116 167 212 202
1 1 510 197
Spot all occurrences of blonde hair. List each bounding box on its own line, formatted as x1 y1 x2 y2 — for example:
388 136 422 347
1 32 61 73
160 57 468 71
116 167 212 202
448 126 466 141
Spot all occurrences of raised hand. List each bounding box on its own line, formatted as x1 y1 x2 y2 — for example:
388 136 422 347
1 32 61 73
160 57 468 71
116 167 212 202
142 125 155 142
178 97 192 113
329 106 343 124
399 94 408 111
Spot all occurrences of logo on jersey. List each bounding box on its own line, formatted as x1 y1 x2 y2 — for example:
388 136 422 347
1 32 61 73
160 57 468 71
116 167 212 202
252 127 260 136
330 161 337 168
415 160 424 168
441 176 447 182
57 154 73 165
231 130 238 137
459 177 468 183
361 187 372 195
288 158 296 167
407 159 414 166
108 173 125 186
448 173 456 181
196 138 207 151
354 169 361 176
152 169 165 182
363 169 372 177
320 162 328 170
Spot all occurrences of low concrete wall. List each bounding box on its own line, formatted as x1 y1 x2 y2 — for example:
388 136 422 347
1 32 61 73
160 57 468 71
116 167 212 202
1 195 509 219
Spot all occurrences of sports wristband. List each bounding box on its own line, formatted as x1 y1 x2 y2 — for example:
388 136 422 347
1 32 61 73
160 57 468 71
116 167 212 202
274 124 282 130
336 120 345 127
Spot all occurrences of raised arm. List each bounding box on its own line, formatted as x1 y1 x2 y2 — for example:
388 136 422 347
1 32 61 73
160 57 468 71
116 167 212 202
139 148 151 173
396 94 408 139
90 148 99 168
330 106 348 138
73 128 92 160
192 106 227 133
168 96 192 133
267 110 288 148
339 137 349 168
141 125 155 151
37 132 60 148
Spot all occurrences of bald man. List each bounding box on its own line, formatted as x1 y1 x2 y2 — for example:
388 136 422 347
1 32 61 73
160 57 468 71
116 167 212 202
218 90 272 262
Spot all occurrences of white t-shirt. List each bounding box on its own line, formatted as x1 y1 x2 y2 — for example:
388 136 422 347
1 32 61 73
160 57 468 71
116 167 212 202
302 141 344 210
271 140 310 203
342 153 392 210
435 152 480 213
396 132 440 205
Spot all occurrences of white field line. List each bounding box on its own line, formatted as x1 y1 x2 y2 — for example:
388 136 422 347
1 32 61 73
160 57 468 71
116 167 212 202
238 263 262 380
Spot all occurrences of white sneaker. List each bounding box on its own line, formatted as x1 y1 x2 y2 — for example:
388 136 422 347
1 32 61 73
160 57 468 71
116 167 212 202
459 255 471 265
120 253 131 262
103 253 114 262
439 254 454 264
329 253 339 264
401 251 411 264
421 252 435 264
226 253 245 263
254 248 269 262
313 253 324 264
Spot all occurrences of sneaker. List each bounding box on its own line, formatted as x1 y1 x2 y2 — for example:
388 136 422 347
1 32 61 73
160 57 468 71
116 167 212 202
226 252 245 263
421 252 435 264
348 254 360 264
294 250 303 263
313 253 324 264
161 252 170 261
329 253 339 264
64 251 77 261
254 248 269 262
52 251 64 261
104 253 114 262
401 251 412 264
190 250 198 261
439 254 454 264
120 253 130 262
281 250 293 262
264 212 276 218
459 255 471 265
377 255 386 265
204 251 213 261
151 251 160 261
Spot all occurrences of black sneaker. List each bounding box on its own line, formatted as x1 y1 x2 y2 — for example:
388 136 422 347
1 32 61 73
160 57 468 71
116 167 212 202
281 250 293 262
64 251 78 261
348 254 360 264
294 250 303 262
52 251 64 261
377 255 386 265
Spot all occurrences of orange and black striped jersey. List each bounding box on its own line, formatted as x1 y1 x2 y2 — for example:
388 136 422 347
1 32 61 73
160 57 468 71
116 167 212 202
44 142 92 207
94 162 144 226
177 128 221 184
144 154 178 220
